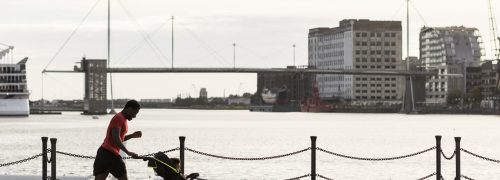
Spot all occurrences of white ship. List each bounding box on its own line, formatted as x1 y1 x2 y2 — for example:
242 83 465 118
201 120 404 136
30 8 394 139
0 45 29 116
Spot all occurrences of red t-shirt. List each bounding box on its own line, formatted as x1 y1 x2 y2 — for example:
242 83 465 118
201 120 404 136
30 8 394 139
101 112 128 156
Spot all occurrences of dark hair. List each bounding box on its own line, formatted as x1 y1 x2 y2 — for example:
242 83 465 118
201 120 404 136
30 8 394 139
170 158 180 165
124 100 141 109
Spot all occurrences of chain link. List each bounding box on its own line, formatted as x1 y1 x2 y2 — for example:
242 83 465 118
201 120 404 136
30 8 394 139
185 147 310 160
122 148 180 159
416 172 436 180
0 153 43 167
283 174 310 180
316 146 436 161
461 148 500 163
461 175 475 180
316 174 334 180
55 148 179 160
441 149 456 160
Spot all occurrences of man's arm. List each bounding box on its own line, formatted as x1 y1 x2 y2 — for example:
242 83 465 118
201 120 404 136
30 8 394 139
124 131 142 141
112 128 138 157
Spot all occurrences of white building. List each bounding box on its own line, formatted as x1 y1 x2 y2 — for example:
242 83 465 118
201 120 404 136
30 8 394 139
308 19 404 103
419 26 484 104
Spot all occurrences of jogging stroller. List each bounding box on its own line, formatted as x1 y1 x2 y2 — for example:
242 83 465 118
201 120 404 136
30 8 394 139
142 152 202 180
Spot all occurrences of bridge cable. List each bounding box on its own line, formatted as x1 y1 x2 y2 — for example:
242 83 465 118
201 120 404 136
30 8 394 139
112 22 169 66
115 0 170 67
44 73 81 96
42 0 102 71
176 19 232 67
389 0 405 20
183 45 232 65
410 1 428 26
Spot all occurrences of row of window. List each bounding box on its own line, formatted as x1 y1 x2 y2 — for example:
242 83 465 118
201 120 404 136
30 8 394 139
355 50 397 55
355 57 397 63
355 96 398 100
316 51 345 58
355 41 397 47
356 89 397 93
428 88 446 92
427 95 446 98
356 77 397 81
355 84 397 87
355 32 397 38
355 65 397 69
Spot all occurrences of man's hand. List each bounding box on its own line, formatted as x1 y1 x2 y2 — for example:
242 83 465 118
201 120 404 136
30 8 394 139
127 151 139 158
131 131 142 138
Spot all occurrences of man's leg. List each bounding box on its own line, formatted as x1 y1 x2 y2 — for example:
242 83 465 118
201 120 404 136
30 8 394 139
95 173 109 180
117 175 128 180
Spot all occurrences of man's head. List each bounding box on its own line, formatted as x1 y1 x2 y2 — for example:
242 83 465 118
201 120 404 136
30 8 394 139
122 100 140 120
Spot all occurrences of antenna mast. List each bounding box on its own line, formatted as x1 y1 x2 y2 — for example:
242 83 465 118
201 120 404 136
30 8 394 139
108 0 116 114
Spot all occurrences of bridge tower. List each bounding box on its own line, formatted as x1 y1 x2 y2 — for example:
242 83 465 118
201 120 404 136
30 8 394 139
78 58 108 114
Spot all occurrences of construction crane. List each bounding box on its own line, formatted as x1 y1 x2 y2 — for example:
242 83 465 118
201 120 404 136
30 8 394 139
489 0 499 60
0 43 14 62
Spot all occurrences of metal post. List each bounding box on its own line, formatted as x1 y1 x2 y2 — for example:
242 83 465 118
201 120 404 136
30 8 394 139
179 136 185 175
455 137 461 180
435 135 442 180
311 136 317 180
42 137 48 180
50 138 57 180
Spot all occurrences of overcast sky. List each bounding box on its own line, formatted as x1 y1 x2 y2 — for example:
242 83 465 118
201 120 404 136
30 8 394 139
1 0 498 100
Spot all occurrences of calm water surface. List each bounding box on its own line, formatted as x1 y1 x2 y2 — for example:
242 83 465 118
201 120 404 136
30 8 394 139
1 109 499 180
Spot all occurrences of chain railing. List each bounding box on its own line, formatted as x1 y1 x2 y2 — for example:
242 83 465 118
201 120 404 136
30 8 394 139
0 153 43 167
316 146 436 161
416 172 436 180
52 148 180 160
283 174 311 180
316 174 334 180
7 135 491 180
441 149 456 160
460 174 475 180
461 148 500 163
185 147 310 160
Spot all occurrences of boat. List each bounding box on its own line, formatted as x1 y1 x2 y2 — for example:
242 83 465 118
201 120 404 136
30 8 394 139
0 54 30 116
261 88 277 104
300 82 335 112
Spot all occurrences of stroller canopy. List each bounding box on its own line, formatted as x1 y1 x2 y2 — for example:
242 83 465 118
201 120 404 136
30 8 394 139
147 152 184 180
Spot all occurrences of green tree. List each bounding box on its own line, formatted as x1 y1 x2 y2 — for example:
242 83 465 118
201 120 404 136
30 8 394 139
446 89 462 105
465 86 482 104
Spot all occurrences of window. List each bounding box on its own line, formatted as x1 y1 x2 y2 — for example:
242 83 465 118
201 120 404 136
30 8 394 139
384 58 390 62
356 33 361 37
384 42 390 46
391 33 396 37
391 42 396 46
356 58 360 62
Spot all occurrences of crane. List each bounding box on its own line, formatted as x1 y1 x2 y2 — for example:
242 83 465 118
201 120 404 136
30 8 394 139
0 43 14 62
488 0 499 60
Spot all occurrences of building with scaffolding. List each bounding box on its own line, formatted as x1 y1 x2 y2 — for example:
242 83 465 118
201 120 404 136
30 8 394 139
420 26 484 104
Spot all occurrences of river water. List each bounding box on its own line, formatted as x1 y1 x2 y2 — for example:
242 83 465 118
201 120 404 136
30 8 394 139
0 109 499 180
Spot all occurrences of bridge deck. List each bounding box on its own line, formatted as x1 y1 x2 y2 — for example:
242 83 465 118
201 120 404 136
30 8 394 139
43 67 436 76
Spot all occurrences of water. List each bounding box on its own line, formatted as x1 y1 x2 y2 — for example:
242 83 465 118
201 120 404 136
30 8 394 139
1 109 500 180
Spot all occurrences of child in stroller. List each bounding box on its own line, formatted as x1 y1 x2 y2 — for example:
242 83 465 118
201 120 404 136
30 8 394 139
141 152 203 180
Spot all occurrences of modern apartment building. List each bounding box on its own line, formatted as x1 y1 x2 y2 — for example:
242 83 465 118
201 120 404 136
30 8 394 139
308 19 404 104
420 26 484 104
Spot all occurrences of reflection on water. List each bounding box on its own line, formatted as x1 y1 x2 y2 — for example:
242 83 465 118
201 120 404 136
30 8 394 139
0 109 499 179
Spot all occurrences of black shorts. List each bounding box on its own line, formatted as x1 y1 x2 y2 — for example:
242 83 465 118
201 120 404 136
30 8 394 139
93 147 127 178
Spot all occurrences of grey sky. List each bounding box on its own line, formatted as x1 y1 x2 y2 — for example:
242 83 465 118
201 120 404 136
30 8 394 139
1 0 498 100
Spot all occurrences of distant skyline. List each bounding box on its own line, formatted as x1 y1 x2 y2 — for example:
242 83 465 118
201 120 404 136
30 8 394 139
1 0 498 100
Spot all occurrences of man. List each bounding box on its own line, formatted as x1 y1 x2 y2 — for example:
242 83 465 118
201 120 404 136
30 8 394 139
93 100 142 180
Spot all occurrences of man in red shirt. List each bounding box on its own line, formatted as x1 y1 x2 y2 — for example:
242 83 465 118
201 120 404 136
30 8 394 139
93 100 142 180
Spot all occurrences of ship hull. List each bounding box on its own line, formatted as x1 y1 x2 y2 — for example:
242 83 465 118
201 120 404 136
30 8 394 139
0 99 29 116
